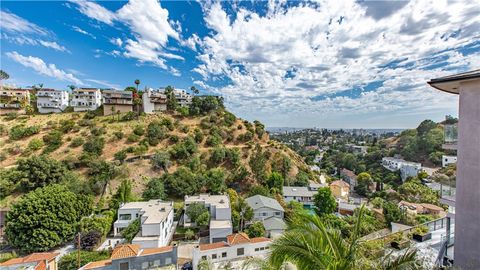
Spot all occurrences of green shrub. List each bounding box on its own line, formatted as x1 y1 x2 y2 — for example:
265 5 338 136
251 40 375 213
114 150 127 162
90 127 106 136
42 130 63 153
83 136 105 156
4 112 18 121
69 137 85 148
27 138 44 151
114 131 124 140
151 151 171 171
133 125 145 136
59 119 75 133
127 133 140 143
122 218 141 243
59 250 109 270
134 144 148 156
121 111 137 121
78 119 94 127
206 133 222 147
147 121 167 146
9 125 40 140
194 128 204 143
160 117 174 131
83 111 97 119
210 147 226 164
169 134 179 143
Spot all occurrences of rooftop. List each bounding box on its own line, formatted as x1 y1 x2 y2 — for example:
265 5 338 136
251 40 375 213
262 216 287 231
119 200 173 224
245 195 284 212
330 180 350 188
185 194 230 209
340 168 356 178
198 233 270 251
0 252 59 269
282 186 314 197
210 219 233 229
428 69 480 94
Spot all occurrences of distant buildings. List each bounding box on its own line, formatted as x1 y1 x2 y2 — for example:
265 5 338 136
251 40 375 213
442 155 457 168
398 201 446 217
113 200 174 248
192 233 271 270
173 89 193 107
102 89 133 116
143 88 168 113
381 157 422 181
245 195 286 238
80 244 177 270
36 89 69 114
71 88 102 112
340 168 357 191
0 88 30 114
345 144 368 155
0 252 59 270
330 180 350 201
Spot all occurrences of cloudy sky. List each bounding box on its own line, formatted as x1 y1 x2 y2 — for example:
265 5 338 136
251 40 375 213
1 1 479 128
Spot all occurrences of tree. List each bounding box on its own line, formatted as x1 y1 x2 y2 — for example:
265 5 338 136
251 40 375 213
151 151 171 171
59 251 109 270
134 79 140 91
204 168 226 194
67 84 76 91
233 197 254 231
5 185 93 252
293 171 309 186
248 185 271 197
122 218 141 243
83 136 105 156
249 144 267 182
398 179 440 204
356 172 373 196
15 156 71 191
383 201 405 226
267 172 284 192
191 85 199 95
245 221 265 238
196 211 210 227
78 230 102 251
164 167 200 197
110 179 134 209
165 85 178 110
313 187 337 216
186 203 208 225
0 70 10 81
269 207 420 270
142 178 166 200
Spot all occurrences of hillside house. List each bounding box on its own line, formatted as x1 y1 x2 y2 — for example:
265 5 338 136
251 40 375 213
382 157 422 181
113 200 175 248
330 180 350 201
282 186 315 208
36 89 69 113
79 244 177 270
340 168 357 191
102 90 133 116
192 233 271 270
245 195 286 238
142 88 167 113
71 88 102 111
0 252 59 270
0 88 30 115
173 89 193 107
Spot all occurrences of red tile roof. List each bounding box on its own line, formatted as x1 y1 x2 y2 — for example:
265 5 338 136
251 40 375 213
0 252 59 269
82 259 112 270
110 244 141 259
140 246 174 256
330 180 350 188
199 233 271 251
199 242 229 251
227 232 250 245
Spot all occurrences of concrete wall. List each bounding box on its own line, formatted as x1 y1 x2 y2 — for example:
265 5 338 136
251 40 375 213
103 104 132 116
106 247 177 270
215 207 232 221
209 227 232 244
454 80 480 269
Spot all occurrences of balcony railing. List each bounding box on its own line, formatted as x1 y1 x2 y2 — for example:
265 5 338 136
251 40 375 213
443 124 458 150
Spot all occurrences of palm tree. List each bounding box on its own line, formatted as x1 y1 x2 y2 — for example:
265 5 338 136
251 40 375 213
134 79 140 92
67 85 76 91
191 85 199 95
268 206 421 270
197 258 215 270
0 70 9 90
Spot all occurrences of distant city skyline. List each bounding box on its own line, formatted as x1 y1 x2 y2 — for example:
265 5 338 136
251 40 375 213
1 0 477 128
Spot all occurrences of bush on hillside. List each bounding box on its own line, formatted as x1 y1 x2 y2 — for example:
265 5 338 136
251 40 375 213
9 125 40 140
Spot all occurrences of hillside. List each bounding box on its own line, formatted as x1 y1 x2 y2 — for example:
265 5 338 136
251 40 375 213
0 108 312 207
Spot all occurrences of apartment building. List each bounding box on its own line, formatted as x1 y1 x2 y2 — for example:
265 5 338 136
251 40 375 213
192 233 271 270
102 90 133 116
0 252 59 270
428 69 480 269
442 155 457 168
113 200 175 249
173 89 192 107
282 186 315 208
340 168 357 191
36 88 69 113
80 244 177 270
184 194 231 224
71 88 102 112
382 157 422 181
143 88 167 113
0 88 30 114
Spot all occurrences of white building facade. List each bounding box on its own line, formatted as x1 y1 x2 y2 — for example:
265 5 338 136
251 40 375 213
282 186 315 208
142 88 168 113
36 89 69 113
246 195 284 221
113 200 175 248
442 155 457 167
71 88 102 111
184 194 231 224
173 89 193 107
382 157 422 181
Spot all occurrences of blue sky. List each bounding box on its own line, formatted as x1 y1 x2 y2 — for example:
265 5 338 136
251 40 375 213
1 1 479 128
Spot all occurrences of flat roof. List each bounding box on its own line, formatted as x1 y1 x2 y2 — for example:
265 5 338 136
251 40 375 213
210 219 233 229
282 186 314 197
185 194 230 209
120 200 173 224
427 69 480 94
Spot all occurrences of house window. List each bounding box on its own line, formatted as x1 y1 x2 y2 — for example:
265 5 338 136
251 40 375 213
154 260 160 266
262 212 267 216
119 262 129 270
275 212 281 216
260 247 265 251
165 257 172 265
212 254 217 259
222 252 227 258
237 248 244 256
119 214 131 220
255 248 259 252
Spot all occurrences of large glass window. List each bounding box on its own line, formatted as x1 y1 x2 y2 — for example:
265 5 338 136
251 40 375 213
119 214 131 220
237 248 244 256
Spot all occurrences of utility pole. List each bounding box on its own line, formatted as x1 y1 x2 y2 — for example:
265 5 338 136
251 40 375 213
77 232 81 269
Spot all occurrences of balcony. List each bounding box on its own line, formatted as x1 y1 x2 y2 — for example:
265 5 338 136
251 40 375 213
443 124 458 150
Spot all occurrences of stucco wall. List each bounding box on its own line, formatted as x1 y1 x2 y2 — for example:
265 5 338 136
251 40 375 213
103 104 132 115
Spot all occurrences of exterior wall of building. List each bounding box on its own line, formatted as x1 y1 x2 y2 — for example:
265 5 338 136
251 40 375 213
114 208 141 236
103 104 132 116
192 242 270 270
209 227 232 243
47 259 57 270
0 89 30 114
37 90 69 113
215 207 232 221
283 195 314 207
330 186 348 200
107 248 177 270
454 80 480 269
252 207 284 220
71 89 102 111
442 155 457 167
142 89 167 113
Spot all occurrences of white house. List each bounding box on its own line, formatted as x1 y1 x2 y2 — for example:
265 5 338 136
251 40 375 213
36 88 69 113
282 186 315 208
173 89 193 107
245 195 284 220
192 233 271 270
262 216 287 238
142 88 167 113
113 200 175 249
442 155 457 167
382 157 422 181
209 220 233 244
71 88 102 111
184 194 231 224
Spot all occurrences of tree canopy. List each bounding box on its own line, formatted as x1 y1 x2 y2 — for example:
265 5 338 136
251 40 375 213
313 187 337 216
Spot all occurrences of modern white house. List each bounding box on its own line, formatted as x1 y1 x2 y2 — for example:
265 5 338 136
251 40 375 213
36 88 69 113
209 220 233 244
113 200 175 249
442 155 457 168
142 88 168 113
184 194 231 224
382 157 422 181
71 88 102 111
282 186 315 208
173 89 193 107
0 88 30 115
192 233 271 270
